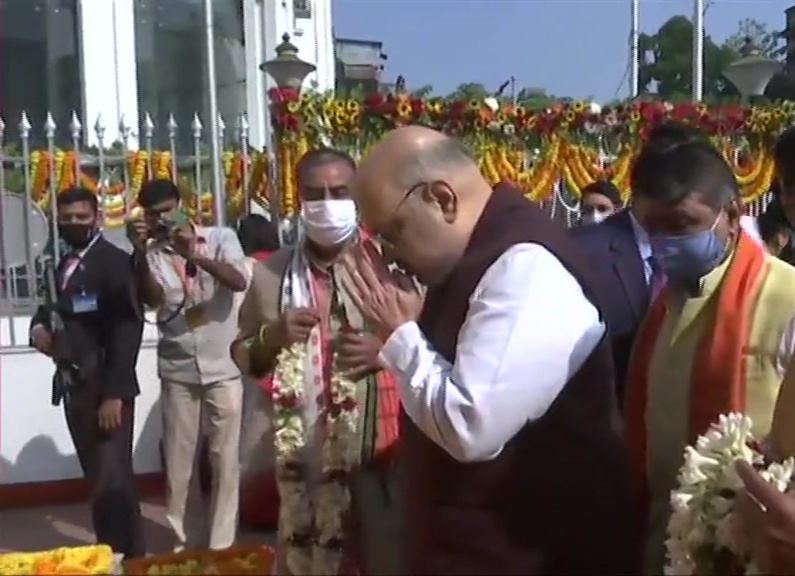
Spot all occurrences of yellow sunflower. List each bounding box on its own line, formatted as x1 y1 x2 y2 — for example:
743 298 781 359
396 100 413 118
565 110 576 122
572 101 585 113
333 111 348 128
286 101 301 114
333 101 347 115
630 111 641 122
345 100 361 114
427 101 443 115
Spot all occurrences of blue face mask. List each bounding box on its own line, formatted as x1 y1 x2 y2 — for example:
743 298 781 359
649 216 728 285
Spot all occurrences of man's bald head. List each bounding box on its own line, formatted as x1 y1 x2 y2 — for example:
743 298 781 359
358 127 480 200
352 127 492 286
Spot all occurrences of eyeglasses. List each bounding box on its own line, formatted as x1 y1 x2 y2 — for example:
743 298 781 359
376 181 427 247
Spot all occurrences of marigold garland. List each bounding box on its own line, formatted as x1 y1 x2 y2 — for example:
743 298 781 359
26 150 273 228
18 96 789 223
269 90 788 211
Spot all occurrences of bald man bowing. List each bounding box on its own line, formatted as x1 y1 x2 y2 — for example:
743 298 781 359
342 127 636 574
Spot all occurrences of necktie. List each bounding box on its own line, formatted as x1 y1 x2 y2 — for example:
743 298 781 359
648 256 666 302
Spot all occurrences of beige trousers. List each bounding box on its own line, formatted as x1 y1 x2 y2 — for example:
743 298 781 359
161 378 243 551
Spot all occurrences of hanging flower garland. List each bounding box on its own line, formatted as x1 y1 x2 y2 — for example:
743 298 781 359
271 343 359 575
25 150 272 228
268 91 787 212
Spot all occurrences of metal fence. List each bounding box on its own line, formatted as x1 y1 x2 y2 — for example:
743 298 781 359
0 109 267 345
0 109 773 348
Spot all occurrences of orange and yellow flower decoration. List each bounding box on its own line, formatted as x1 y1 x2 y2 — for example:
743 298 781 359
27 150 272 228
269 89 793 209
0 544 114 575
19 93 794 224
123 545 273 575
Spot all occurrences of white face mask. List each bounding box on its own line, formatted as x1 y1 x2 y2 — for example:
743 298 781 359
580 211 609 226
301 199 358 247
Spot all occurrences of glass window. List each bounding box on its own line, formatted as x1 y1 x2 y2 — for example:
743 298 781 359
134 0 246 150
0 0 82 147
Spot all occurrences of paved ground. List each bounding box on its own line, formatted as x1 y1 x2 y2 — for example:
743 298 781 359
0 498 275 554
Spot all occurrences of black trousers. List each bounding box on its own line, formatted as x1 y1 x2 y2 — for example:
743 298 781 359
64 388 145 558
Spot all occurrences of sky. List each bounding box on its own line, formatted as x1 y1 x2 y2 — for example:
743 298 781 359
331 0 790 102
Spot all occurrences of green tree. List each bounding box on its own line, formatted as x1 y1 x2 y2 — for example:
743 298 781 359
410 84 434 98
515 88 558 108
638 15 738 101
722 18 792 102
446 82 490 101
724 18 784 58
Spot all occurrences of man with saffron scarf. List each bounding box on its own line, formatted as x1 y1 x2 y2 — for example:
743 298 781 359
624 136 795 574
230 148 401 576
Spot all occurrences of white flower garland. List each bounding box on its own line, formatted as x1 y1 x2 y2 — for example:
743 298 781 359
271 343 359 576
665 413 795 575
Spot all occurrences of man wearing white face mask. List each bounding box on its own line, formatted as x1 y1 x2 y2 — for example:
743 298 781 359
231 148 402 575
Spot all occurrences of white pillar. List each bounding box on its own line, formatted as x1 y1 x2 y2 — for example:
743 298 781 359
316 0 336 91
77 0 139 148
243 0 267 149
629 0 639 99
692 0 704 102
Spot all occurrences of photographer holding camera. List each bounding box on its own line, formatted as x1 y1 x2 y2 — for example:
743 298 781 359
29 187 145 558
127 179 249 551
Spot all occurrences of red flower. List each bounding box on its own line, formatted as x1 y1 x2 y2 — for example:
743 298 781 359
327 397 357 418
279 392 300 410
447 101 467 119
639 102 665 123
268 87 299 103
364 93 386 108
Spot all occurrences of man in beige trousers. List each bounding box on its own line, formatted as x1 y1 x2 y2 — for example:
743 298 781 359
128 179 250 551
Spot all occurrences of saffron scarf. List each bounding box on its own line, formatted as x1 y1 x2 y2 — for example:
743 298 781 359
625 230 768 523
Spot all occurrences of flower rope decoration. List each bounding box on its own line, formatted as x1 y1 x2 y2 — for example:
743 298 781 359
271 343 359 575
665 413 795 575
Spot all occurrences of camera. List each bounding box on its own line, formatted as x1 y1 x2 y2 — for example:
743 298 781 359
148 210 188 240
150 218 175 240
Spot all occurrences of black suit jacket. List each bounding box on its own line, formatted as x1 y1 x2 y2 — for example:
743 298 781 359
570 210 649 402
30 237 143 400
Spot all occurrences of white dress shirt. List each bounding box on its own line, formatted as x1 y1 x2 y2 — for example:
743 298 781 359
379 243 606 463
629 211 654 284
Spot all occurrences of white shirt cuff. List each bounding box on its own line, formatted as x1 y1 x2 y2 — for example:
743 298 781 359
379 321 423 373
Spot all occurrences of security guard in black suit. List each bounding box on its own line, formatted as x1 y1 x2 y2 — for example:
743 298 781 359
29 187 145 558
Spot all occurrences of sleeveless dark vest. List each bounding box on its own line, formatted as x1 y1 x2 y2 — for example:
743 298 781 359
403 185 637 575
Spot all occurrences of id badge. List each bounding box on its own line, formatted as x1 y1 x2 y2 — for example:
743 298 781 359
71 293 98 314
184 304 208 330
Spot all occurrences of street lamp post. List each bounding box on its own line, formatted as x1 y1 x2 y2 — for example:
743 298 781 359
722 37 784 104
260 34 317 244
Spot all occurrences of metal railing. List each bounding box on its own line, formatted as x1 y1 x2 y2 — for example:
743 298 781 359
0 109 267 347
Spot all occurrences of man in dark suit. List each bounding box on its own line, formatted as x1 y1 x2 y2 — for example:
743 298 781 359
29 186 145 558
570 123 709 402
570 194 650 403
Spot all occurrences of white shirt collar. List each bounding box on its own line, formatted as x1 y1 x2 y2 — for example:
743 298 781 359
628 211 652 262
